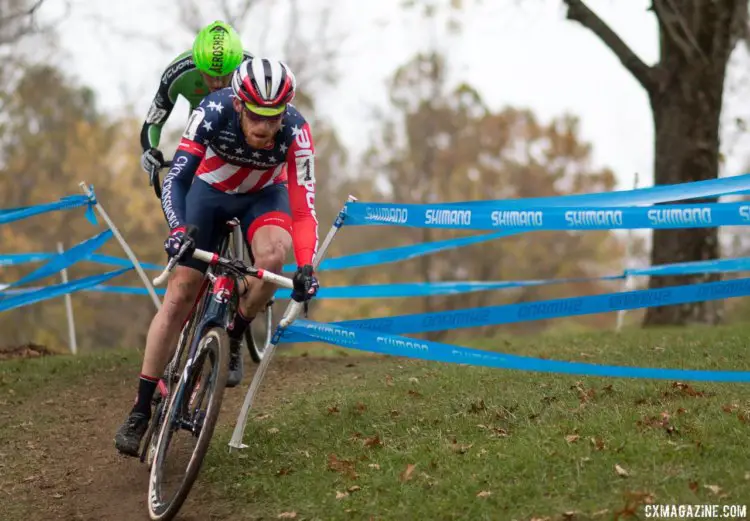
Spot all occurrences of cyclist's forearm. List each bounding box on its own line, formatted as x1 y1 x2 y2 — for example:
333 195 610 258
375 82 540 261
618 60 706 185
161 150 199 229
140 121 165 150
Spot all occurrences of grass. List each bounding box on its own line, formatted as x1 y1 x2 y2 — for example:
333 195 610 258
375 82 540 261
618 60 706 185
3 326 750 520
202 324 750 521
0 348 141 401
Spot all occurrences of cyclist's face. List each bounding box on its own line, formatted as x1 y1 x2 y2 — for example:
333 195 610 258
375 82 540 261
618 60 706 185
234 98 283 148
200 71 232 92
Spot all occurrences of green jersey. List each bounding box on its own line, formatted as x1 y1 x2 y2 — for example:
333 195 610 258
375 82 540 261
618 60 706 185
140 49 253 151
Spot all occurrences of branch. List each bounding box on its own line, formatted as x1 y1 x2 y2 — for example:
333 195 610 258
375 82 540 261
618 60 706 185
563 0 656 93
651 0 708 64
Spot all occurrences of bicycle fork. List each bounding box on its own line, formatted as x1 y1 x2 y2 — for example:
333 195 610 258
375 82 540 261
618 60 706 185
168 274 236 437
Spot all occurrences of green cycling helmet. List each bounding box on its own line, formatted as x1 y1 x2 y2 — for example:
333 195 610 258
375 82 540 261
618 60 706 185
192 21 244 77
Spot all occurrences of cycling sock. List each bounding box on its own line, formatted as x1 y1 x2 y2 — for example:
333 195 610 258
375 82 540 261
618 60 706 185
227 309 254 341
131 374 158 418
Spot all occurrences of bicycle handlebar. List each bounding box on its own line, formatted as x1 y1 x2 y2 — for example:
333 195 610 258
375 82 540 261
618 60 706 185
149 160 173 200
152 246 294 290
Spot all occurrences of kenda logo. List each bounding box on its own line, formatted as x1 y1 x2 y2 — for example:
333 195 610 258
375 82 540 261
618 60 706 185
424 209 472 226
740 205 750 221
376 336 428 352
565 210 623 227
365 207 408 223
647 207 712 226
491 210 543 227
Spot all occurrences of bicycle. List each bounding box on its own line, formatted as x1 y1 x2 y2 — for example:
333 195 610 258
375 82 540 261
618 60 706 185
149 160 273 363
141 240 294 521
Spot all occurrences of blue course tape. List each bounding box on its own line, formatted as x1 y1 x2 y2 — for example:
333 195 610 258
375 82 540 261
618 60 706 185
283 320 750 382
344 201 750 230
86 254 165 272
280 276 750 343
0 253 56 267
2 230 113 289
446 172 750 208
626 257 750 277
0 195 95 225
282 230 520 273
272 275 624 300
0 268 131 312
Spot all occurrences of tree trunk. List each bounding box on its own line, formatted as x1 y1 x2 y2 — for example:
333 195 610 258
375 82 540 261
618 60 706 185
643 1 737 326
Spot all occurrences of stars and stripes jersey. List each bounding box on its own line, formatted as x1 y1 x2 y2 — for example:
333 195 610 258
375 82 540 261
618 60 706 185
161 87 318 266
140 49 254 151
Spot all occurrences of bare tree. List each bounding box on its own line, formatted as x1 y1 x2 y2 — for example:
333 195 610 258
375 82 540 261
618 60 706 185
563 0 750 326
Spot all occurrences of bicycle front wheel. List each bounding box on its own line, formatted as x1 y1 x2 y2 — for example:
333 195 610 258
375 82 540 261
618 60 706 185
147 327 229 521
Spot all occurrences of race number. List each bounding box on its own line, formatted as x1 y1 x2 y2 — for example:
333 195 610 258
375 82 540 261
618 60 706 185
182 107 206 140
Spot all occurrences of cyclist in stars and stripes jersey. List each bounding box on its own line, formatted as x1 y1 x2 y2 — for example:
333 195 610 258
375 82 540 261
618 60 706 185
115 56 320 458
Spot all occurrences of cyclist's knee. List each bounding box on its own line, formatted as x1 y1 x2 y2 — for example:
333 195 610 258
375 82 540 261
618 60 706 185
252 238 289 272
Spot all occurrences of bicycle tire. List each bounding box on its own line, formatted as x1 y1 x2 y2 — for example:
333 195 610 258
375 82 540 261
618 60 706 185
147 327 229 521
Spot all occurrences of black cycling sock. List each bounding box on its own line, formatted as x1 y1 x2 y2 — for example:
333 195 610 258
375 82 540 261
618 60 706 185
131 374 158 418
227 309 253 340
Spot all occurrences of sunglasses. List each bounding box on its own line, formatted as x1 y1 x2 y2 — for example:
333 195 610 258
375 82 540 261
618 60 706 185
242 101 286 122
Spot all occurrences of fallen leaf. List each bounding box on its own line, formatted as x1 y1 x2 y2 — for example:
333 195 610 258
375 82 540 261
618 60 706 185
670 381 707 397
399 463 416 482
327 406 340 415
268 428 280 434
327 454 357 479
277 513 297 519
676 407 687 415
688 480 698 492
52 493 63 499
385 375 394 386
348 485 361 493
355 402 367 413
335 490 348 500
22 475 38 483
704 484 722 496
476 490 491 498
491 427 509 437
254 413 271 421
565 434 580 444
368 463 380 470
408 389 422 398
364 435 383 448
408 377 419 384
277 467 293 476
615 464 629 477
590 437 605 451
592 509 609 517
468 399 486 413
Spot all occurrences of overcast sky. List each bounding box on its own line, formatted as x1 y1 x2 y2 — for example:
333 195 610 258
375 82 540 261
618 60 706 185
39 0 750 194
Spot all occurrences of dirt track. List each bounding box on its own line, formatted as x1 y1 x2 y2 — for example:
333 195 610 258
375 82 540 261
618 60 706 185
1 355 356 521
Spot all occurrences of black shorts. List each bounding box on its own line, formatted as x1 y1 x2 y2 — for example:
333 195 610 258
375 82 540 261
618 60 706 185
179 180 292 273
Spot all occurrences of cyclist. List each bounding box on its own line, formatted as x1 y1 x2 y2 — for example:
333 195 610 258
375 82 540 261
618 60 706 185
140 20 252 180
114 57 320 457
